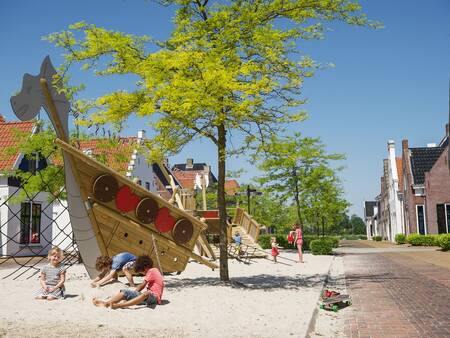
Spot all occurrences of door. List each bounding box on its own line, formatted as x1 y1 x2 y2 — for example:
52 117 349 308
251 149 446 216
436 204 447 234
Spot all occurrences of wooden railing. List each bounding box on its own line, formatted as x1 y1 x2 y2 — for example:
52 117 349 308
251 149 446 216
233 207 261 242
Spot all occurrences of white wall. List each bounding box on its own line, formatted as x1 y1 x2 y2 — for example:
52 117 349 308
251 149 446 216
52 200 74 251
3 187 53 257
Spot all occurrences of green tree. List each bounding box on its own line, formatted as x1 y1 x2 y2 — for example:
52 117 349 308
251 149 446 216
301 165 349 235
350 214 366 234
255 133 345 228
46 0 376 281
250 191 295 232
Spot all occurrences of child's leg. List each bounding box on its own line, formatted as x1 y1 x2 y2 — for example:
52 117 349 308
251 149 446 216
122 266 135 287
92 290 125 308
111 292 148 309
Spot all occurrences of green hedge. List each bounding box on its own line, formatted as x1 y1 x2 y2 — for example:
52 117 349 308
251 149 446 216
310 239 333 255
372 235 382 241
341 234 367 240
436 234 450 251
258 234 339 251
258 234 288 249
394 233 407 244
406 234 439 246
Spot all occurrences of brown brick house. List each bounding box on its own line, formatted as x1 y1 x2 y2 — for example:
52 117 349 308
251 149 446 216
401 133 450 235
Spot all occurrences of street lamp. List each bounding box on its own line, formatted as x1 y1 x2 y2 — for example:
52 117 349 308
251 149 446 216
234 185 262 215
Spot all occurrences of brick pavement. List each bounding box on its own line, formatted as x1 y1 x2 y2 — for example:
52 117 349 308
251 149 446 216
343 246 450 338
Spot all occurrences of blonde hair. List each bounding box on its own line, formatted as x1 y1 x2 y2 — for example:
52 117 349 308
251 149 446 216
48 246 64 259
270 236 276 242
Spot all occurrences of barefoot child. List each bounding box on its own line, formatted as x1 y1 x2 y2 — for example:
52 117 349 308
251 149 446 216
271 237 280 263
35 247 66 300
91 252 136 288
93 255 164 309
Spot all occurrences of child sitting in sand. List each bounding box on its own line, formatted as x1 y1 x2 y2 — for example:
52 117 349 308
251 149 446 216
91 252 136 288
271 237 280 263
93 255 164 309
35 247 66 300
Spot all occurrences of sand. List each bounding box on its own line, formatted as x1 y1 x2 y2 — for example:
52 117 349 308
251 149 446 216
0 251 333 338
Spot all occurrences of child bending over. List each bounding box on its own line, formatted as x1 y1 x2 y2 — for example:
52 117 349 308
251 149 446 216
271 237 280 263
91 252 136 288
35 247 66 300
92 255 164 309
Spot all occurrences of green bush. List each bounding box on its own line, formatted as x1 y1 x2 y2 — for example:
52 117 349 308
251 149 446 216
258 234 289 249
407 234 438 246
437 234 450 251
326 236 340 248
395 233 407 244
258 235 271 249
310 239 333 255
373 235 382 241
358 235 368 240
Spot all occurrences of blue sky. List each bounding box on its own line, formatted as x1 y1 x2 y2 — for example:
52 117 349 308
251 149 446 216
1 0 449 217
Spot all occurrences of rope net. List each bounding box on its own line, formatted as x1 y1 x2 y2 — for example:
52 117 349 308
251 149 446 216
0 148 80 280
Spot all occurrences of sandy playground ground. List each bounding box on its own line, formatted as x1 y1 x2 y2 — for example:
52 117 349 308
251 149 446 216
0 251 334 338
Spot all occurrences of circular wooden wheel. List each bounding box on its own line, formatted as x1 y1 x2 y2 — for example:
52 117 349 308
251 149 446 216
135 198 159 224
172 219 194 244
92 174 118 202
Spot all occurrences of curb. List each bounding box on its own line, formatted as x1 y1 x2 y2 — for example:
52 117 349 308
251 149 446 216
304 255 335 338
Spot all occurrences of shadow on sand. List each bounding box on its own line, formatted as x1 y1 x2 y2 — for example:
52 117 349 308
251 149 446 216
165 273 326 291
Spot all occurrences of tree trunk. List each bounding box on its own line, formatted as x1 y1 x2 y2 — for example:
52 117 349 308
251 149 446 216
217 123 229 282
322 216 325 237
292 169 303 227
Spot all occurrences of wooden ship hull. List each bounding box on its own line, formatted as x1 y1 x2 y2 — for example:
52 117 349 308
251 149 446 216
56 139 217 277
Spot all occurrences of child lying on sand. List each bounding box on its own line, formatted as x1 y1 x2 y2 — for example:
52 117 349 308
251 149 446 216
92 255 164 309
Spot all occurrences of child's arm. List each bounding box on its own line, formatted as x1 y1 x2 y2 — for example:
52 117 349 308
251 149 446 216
90 270 107 287
40 271 48 291
50 271 66 291
93 269 117 287
135 280 147 292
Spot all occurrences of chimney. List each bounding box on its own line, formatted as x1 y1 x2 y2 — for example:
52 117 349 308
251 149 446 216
446 124 449 137
186 158 194 169
402 139 409 150
0 114 5 123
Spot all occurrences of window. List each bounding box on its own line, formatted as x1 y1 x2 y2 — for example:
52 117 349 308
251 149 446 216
436 204 450 234
145 182 150 190
137 180 142 186
416 205 426 235
20 202 41 244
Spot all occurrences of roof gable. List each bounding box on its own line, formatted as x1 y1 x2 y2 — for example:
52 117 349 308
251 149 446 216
0 120 35 171
410 146 445 185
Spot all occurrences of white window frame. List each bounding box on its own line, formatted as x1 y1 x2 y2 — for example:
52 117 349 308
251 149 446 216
416 204 427 235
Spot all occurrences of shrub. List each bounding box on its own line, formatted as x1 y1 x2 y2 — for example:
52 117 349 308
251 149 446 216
258 234 289 249
310 239 333 255
358 235 368 240
302 235 319 251
395 233 407 244
341 234 359 240
258 235 271 249
407 234 439 246
437 234 450 251
372 235 382 241
326 236 340 248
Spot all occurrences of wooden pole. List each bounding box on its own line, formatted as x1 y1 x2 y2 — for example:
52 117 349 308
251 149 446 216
151 234 163 273
202 174 207 211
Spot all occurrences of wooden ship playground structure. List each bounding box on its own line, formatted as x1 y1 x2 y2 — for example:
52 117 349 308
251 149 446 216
1 56 292 280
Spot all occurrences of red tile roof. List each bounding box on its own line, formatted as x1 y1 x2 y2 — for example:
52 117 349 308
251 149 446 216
0 119 35 171
75 138 138 174
224 179 240 196
172 170 198 189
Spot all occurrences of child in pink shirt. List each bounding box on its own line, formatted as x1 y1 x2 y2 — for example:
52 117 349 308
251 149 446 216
92 255 164 309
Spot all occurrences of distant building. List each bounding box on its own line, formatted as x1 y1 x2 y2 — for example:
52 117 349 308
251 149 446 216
364 201 378 239
171 158 217 189
0 115 55 257
401 127 450 235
